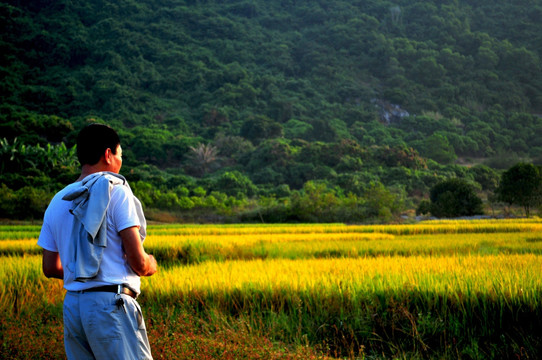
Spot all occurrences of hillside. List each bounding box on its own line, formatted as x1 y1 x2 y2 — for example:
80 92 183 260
1 0 542 221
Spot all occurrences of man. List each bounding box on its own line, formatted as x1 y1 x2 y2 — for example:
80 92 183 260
38 123 157 360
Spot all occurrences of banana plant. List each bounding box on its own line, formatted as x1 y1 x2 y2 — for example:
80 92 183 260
0 138 78 174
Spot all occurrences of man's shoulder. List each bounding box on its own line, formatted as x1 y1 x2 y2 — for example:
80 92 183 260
43 182 81 223
109 181 135 208
51 181 83 204
110 181 132 196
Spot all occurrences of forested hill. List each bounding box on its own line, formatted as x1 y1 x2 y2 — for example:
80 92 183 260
1 0 542 220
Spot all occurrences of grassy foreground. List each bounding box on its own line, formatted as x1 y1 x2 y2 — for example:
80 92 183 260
1 219 542 359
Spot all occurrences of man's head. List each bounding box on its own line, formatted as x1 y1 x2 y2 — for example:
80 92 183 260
77 124 122 172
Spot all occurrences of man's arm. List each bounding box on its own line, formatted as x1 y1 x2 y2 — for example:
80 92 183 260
120 226 157 276
42 249 64 279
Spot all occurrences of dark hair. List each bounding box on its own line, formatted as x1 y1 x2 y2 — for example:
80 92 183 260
76 123 120 165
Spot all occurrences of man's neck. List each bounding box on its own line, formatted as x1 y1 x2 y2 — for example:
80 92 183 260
77 165 110 182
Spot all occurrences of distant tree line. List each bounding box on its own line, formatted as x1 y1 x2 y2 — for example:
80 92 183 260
417 163 542 218
1 133 540 221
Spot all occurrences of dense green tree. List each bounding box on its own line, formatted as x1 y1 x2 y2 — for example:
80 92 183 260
429 178 484 218
213 134 254 165
416 199 432 216
469 165 500 191
419 133 457 164
283 119 313 140
240 115 283 145
362 182 405 223
290 181 340 222
244 139 294 178
212 170 257 198
495 163 542 217
0 184 52 219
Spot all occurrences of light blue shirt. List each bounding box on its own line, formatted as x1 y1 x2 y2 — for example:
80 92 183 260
61 172 146 282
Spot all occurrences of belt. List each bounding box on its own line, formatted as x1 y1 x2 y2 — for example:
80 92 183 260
79 285 138 299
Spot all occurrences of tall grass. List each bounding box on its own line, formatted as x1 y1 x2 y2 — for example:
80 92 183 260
2 253 540 358
3 218 541 239
0 255 64 314
147 220 542 236
4 230 542 260
143 255 542 305
2 219 542 358
141 254 542 357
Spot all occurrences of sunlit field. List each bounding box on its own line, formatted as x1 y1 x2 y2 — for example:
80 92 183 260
1 219 541 359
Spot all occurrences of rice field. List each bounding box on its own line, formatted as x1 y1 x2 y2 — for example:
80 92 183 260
1 219 542 359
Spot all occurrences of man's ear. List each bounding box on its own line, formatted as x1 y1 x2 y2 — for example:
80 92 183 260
103 148 113 165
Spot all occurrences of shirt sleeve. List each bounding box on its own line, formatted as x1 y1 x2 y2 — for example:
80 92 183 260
109 184 141 233
37 214 59 252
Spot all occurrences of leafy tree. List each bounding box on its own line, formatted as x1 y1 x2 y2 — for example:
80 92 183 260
335 155 363 172
126 127 176 166
429 178 484 218
416 199 432 216
362 182 405 223
0 184 52 219
213 134 254 165
289 181 341 222
495 163 542 217
419 133 457 164
469 164 500 191
412 56 446 87
0 184 16 218
212 171 257 198
240 115 283 145
244 139 294 181
283 119 313 139
371 145 427 169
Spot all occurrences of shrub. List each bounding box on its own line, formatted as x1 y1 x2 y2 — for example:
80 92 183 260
429 178 483 218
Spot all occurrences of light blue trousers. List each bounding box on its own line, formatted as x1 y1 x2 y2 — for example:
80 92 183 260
63 291 153 360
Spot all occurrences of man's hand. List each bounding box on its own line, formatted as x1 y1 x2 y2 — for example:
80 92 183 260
145 254 158 276
120 226 158 276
